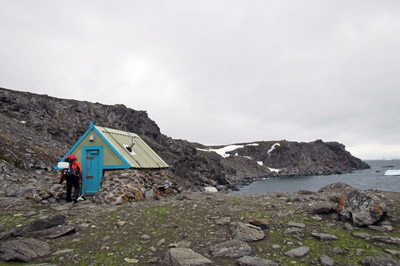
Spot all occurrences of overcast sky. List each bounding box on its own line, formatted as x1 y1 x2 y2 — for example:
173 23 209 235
1 1 400 160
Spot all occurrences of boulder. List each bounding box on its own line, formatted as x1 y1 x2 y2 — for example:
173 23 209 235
0 237 51 262
339 187 387 226
249 219 269 229
11 214 76 239
230 222 265 242
318 182 353 194
13 214 67 236
210 239 251 258
163 248 213 266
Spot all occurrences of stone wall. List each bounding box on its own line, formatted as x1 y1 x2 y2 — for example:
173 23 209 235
93 169 178 205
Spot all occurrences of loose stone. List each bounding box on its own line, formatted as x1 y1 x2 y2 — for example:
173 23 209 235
284 246 311 258
230 222 265 242
360 256 400 266
287 222 306 228
319 254 335 266
210 239 252 258
216 217 231 225
236 255 279 266
311 232 338 241
164 248 213 266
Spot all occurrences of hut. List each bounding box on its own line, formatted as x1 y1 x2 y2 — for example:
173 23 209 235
56 122 168 195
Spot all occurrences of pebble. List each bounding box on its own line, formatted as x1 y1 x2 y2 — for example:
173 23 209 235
356 249 365 256
216 217 231 225
332 247 343 254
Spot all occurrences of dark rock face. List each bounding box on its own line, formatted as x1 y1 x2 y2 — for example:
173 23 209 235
0 87 369 191
233 140 369 177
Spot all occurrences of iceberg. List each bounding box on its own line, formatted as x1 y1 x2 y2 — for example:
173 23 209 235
384 169 400 176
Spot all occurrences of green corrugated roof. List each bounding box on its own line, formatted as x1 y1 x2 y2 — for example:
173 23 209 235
95 125 168 169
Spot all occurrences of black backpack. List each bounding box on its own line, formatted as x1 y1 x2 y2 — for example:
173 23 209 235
62 158 78 178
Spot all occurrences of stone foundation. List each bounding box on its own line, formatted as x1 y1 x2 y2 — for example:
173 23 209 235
93 168 178 204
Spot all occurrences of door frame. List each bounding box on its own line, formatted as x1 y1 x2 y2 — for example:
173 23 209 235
82 146 103 195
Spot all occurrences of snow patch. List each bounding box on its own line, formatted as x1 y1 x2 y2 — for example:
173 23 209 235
204 187 218 193
197 143 259 158
267 167 281 173
257 161 264 166
268 143 280 155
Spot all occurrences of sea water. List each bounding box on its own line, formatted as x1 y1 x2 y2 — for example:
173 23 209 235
238 160 400 193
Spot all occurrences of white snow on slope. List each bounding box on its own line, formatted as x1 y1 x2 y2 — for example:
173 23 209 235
268 143 280 155
267 167 281 173
257 161 264 166
197 143 259 158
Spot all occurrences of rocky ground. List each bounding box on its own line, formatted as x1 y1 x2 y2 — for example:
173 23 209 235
1 182 400 266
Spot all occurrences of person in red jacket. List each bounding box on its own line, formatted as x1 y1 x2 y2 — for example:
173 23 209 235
59 154 82 203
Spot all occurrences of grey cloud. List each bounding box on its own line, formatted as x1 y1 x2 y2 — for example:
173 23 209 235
1 0 400 159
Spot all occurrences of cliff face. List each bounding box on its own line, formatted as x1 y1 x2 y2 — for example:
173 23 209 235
0 87 369 190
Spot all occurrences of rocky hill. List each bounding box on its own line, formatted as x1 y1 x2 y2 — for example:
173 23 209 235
0 87 369 191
